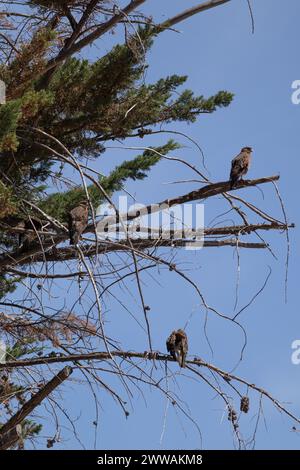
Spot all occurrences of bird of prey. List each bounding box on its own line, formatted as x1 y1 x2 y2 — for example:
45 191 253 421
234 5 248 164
68 201 89 245
230 146 253 189
166 329 188 368
18 218 43 252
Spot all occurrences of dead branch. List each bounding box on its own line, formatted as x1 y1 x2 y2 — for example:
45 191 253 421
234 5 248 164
39 0 148 80
38 0 233 81
0 176 284 270
4 238 266 266
92 222 293 238
1 351 299 428
147 175 280 210
0 366 73 450
97 176 280 228
158 0 232 31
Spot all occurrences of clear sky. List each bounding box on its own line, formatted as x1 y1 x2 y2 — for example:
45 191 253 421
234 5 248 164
17 0 300 450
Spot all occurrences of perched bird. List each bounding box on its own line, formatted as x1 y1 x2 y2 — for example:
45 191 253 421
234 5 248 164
18 218 43 252
68 200 89 245
166 329 188 368
230 146 253 189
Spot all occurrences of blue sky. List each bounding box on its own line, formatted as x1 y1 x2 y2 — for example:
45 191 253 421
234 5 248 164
11 0 300 449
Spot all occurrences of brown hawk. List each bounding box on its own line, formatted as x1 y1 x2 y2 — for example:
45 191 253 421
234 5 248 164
230 146 253 189
68 201 89 245
166 329 188 368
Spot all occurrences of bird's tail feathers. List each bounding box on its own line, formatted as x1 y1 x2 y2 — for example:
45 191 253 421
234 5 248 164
69 232 79 245
178 352 186 368
230 176 238 190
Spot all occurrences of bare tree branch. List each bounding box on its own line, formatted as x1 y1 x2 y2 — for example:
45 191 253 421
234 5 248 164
0 366 73 450
8 238 266 265
1 351 299 427
158 0 232 30
39 0 147 79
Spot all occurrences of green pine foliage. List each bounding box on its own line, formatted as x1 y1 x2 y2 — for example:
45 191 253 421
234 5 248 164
100 141 181 193
0 1 236 449
0 16 233 292
0 8 234 312
0 21 233 225
0 101 21 152
30 0 80 10
7 339 43 360
39 140 180 222
0 275 18 300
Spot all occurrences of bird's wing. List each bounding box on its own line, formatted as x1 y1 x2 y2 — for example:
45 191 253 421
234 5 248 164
68 212 76 244
70 206 85 221
232 150 243 162
166 333 173 352
69 207 86 244
183 334 188 353
230 152 250 178
68 212 74 229
166 332 176 357
232 152 250 169
178 340 188 368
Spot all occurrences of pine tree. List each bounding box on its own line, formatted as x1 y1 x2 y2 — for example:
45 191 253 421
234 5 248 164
0 1 293 450
0 4 233 300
